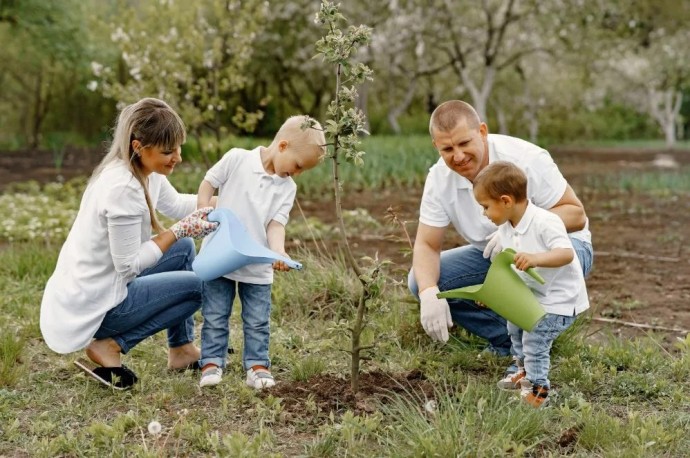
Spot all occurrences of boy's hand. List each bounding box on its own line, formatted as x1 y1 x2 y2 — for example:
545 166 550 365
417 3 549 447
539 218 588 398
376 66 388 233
272 252 292 272
272 260 292 272
513 252 538 271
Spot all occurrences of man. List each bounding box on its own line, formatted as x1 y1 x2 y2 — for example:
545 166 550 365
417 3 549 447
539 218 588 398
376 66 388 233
409 100 593 356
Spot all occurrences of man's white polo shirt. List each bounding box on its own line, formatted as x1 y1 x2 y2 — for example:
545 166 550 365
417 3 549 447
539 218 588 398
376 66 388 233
419 134 591 249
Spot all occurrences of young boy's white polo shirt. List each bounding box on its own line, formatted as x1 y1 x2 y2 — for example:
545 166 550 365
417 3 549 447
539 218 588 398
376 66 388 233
498 201 589 316
202 146 296 284
419 134 591 249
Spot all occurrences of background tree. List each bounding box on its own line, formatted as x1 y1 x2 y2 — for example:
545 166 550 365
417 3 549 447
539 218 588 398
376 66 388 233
0 0 105 148
91 0 267 165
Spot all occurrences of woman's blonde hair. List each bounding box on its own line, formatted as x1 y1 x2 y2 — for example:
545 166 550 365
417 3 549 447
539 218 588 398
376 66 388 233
91 98 186 233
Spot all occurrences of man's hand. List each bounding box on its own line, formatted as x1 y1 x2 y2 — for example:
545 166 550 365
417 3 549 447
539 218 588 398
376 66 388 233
419 286 453 343
482 231 502 260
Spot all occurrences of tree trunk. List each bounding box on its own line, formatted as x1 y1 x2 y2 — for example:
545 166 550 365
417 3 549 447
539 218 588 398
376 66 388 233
461 66 496 122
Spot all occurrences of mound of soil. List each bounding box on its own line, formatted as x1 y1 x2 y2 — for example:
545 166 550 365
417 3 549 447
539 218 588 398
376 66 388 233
263 370 435 418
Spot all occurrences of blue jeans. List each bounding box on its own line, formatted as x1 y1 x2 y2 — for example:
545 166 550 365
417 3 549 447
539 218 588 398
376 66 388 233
508 313 576 388
200 278 272 371
408 237 593 355
94 238 202 354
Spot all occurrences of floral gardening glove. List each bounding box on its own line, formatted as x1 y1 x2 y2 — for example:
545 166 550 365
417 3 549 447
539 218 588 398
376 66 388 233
170 207 218 240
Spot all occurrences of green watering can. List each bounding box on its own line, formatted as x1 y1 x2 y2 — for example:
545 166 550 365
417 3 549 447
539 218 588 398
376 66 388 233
436 248 546 331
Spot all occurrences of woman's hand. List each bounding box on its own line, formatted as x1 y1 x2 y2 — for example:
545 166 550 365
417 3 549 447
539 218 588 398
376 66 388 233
170 207 218 240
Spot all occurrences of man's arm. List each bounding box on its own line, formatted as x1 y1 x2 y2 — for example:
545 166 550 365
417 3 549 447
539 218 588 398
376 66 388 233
549 184 586 232
412 223 446 292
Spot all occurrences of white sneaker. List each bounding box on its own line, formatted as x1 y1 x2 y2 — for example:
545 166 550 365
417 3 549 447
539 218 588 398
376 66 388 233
246 367 275 390
519 378 533 398
199 366 223 388
497 370 526 390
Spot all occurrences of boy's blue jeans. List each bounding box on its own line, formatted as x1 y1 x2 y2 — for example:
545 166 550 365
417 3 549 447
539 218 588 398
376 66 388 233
200 277 272 371
94 238 201 354
408 238 593 355
508 313 576 388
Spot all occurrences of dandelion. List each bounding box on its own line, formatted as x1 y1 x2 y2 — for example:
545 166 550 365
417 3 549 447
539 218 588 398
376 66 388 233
147 420 162 435
424 400 437 414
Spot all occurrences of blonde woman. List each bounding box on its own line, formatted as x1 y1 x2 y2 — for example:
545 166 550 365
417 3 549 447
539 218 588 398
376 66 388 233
40 98 217 390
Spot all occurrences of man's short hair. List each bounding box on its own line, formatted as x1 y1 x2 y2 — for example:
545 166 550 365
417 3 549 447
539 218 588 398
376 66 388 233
473 161 528 202
429 100 481 137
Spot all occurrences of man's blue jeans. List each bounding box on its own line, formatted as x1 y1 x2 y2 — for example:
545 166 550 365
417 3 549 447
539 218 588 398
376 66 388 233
200 278 272 371
408 238 593 355
94 238 202 354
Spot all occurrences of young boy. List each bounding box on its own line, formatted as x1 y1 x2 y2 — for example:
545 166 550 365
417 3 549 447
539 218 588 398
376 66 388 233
196 116 325 389
473 161 589 408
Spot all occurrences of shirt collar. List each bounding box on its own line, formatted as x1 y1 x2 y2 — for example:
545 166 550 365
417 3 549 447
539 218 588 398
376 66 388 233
512 200 538 234
250 146 267 174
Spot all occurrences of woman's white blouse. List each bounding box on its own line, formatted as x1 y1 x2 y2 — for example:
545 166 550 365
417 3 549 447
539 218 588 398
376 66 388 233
40 161 195 354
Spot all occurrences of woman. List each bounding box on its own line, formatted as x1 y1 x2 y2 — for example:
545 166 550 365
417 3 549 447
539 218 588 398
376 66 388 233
40 98 217 389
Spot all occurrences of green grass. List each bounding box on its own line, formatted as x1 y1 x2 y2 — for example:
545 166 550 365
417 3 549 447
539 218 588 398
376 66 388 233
2 239 690 456
169 134 438 198
3 136 690 455
553 138 690 151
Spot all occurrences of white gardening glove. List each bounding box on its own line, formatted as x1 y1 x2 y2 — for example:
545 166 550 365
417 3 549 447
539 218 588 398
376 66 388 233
482 231 502 260
170 207 218 240
419 286 453 343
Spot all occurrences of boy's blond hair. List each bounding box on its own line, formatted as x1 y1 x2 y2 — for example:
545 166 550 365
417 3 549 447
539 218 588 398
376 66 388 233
271 115 326 158
429 100 481 137
473 161 528 202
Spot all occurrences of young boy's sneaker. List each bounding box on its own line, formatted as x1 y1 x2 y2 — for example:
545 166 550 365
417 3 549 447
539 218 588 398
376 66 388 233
523 384 549 408
519 378 533 397
497 370 526 390
246 366 275 390
199 366 223 388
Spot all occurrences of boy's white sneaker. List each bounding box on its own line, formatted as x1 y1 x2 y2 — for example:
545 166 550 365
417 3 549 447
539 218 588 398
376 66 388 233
199 366 223 388
246 367 275 390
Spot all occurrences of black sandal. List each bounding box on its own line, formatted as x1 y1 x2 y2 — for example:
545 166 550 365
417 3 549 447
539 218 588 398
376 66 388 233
74 358 138 390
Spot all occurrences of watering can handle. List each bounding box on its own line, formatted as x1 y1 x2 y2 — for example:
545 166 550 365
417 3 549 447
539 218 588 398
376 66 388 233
502 248 546 285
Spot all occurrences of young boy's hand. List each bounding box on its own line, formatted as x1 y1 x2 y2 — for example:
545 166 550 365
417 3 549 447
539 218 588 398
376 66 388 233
272 252 292 272
513 252 538 271
272 260 291 272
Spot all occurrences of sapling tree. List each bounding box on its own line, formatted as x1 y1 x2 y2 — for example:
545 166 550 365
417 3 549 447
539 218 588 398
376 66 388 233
311 1 386 393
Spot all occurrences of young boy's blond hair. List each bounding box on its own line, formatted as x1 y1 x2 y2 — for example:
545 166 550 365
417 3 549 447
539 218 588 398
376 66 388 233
270 116 326 159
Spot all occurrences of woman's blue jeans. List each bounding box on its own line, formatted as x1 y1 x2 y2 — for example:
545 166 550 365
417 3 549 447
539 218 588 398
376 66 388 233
94 238 202 354
200 277 272 371
408 238 593 355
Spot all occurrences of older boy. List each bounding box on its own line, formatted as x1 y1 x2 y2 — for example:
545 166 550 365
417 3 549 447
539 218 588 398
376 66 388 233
197 116 325 389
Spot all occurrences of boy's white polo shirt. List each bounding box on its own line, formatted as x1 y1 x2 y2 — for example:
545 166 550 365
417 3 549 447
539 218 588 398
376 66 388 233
419 134 591 249
498 202 589 316
202 146 296 284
